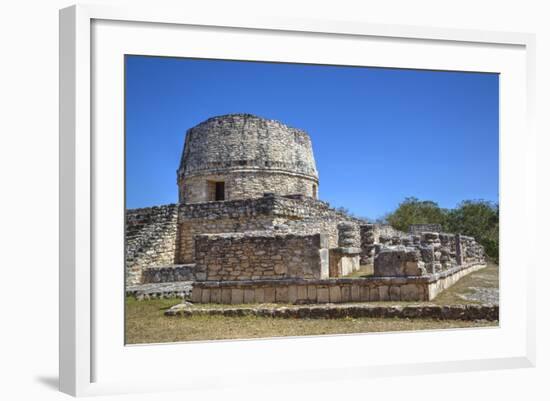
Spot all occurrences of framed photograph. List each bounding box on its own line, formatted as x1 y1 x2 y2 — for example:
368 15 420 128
59 4 536 397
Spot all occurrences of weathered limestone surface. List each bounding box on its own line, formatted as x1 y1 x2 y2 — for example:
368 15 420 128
141 264 197 283
194 231 329 281
176 193 361 264
373 231 485 277
374 246 426 277
329 222 362 276
178 114 319 203
125 204 179 285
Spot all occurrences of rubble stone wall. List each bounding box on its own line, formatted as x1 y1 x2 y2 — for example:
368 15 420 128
194 231 329 281
373 231 485 277
177 215 274 264
177 114 319 203
141 264 197 284
180 171 318 204
176 194 360 263
359 223 409 265
125 204 179 285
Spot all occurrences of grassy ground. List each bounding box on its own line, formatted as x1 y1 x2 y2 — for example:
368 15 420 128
432 262 499 305
125 262 499 344
126 297 495 344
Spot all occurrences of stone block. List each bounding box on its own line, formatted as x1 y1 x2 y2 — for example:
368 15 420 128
191 287 202 303
274 264 287 275
307 286 317 302
221 288 232 304
288 286 298 304
244 288 255 303
400 284 419 301
374 246 422 277
369 286 380 301
351 285 361 302
389 286 401 301
276 287 289 303
341 286 351 303
317 287 329 303
210 288 221 304
360 285 370 301
201 288 211 303
297 286 308 302
378 285 389 301
319 248 329 279
329 286 342 303
264 287 276 303
231 288 244 304
254 288 265 303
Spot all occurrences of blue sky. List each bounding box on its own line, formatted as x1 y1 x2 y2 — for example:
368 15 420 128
125 55 499 220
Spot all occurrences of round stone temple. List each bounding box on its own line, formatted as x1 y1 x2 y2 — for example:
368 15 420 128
177 113 319 203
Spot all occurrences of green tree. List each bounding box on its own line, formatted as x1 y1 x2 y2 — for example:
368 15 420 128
385 197 447 232
443 200 499 262
385 197 499 262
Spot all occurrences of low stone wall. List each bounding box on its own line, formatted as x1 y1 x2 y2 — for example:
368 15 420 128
126 282 193 300
141 264 197 283
427 262 487 299
166 303 499 321
190 262 487 304
194 231 329 281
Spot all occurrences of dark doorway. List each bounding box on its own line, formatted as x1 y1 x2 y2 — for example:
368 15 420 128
215 182 225 201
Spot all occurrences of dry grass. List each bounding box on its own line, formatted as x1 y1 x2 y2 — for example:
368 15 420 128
125 297 496 344
432 262 499 305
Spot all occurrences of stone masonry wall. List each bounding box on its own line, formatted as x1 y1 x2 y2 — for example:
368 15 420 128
176 194 361 264
194 231 329 281
180 171 318 203
359 223 409 265
285 217 360 249
125 204 179 285
190 261 487 304
178 114 319 203
177 215 274 264
373 231 485 277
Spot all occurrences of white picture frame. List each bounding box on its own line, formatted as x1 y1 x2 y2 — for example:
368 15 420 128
59 3 536 397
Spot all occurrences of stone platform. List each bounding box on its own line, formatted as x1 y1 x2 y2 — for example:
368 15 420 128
190 262 487 304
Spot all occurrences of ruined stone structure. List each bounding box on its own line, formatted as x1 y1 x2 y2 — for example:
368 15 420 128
126 113 486 303
177 114 319 203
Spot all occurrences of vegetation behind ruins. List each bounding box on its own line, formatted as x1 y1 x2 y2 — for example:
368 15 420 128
383 197 499 263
